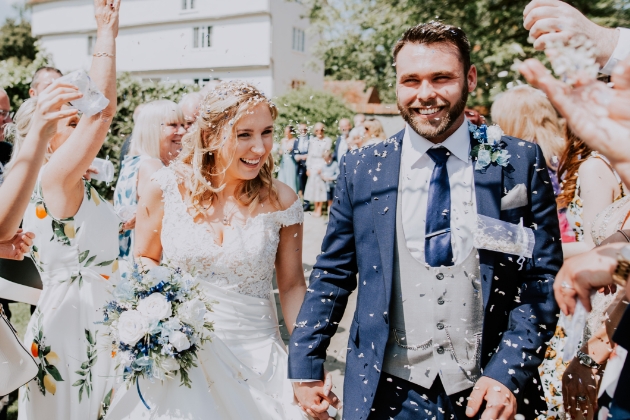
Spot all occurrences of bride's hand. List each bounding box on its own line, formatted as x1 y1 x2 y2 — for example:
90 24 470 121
293 371 340 419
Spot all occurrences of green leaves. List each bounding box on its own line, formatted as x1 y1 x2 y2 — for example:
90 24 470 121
73 329 98 403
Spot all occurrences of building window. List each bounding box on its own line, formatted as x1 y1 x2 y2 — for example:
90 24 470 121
193 26 212 48
182 0 195 10
87 35 94 55
291 79 305 89
292 28 305 52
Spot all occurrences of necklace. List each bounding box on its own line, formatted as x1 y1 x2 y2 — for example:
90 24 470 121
221 198 240 226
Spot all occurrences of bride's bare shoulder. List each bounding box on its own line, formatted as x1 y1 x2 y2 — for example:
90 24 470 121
273 179 299 211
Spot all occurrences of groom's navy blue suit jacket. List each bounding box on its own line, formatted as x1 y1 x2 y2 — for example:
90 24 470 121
288 129 563 419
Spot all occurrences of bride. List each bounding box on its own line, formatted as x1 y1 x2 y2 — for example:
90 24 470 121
104 82 335 419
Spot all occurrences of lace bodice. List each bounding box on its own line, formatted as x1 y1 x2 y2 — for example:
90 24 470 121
153 167 303 299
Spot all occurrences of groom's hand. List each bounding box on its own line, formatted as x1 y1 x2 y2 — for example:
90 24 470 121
466 376 517 420
293 372 340 419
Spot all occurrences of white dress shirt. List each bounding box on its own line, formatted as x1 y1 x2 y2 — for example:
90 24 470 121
337 135 349 159
297 135 309 153
602 27 630 75
400 120 477 266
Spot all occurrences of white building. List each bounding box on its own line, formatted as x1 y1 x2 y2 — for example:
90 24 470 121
27 0 323 97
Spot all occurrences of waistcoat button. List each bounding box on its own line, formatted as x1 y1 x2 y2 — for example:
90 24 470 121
436 273 444 280
437 322 444 330
436 346 445 354
437 297 444 305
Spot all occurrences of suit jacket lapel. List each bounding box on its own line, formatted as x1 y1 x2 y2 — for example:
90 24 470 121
371 130 404 307
471 133 503 309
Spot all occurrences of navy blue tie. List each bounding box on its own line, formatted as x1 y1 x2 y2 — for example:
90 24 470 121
425 148 454 267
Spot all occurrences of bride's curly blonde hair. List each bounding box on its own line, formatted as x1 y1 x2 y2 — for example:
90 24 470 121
176 81 279 216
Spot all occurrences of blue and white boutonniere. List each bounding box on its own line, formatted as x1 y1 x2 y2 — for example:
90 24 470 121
469 122 510 170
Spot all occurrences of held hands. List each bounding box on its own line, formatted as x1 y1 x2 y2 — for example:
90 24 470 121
562 357 599 418
466 376 517 420
31 81 83 139
293 371 340 419
0 229 35 261
94 0 121 37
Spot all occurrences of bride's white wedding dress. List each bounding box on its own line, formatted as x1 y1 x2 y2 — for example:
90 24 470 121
105 167 307 420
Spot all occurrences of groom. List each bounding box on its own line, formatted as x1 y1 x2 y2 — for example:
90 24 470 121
289 22 562 420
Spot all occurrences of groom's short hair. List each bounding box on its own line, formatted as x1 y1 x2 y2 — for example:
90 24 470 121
393 21 471 74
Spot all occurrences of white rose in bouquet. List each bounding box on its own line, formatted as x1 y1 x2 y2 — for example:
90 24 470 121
486 125 504 143
178 298 207 328
137 293 172 321
169 331 191 352
145 266 171 286
118 310 149 346
161 356 180 372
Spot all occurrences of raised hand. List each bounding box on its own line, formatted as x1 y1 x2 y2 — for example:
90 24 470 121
466 376 517 420
562 357 599 419
0 229 35 261
31 80 83 139
94 0 121 37
519 56 630 185
523 0 618 65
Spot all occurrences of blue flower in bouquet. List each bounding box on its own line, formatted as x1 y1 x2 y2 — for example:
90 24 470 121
113 279 135 301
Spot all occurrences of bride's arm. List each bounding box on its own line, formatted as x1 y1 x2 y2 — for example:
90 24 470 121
274 183 307 335
134 174 164 268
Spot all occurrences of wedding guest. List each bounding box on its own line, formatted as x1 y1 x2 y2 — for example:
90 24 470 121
0 88 13 177
178 92 203 132
361 118 386 147
292 122 310 210
490 85 573 241
332 118 352 162
320 150 339 212
114 100 185 263
118 103 146 164
276 125 298 193
304 122 332 217
464 108 486 126
14 2 121 418
519 47 630 420
524 0 630 76
353 113 365 128
29 67 63 98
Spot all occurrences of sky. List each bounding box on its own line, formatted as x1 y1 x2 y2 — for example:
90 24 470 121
0 0 26 21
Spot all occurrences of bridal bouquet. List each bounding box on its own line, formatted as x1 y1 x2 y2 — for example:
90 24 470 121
102 264 213 389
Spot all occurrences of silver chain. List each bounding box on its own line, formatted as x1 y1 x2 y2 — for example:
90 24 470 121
392 329 433 351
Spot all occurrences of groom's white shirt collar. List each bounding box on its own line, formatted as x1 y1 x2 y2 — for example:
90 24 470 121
403 118 471 165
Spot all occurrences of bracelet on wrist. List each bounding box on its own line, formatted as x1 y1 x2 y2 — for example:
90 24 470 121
93 52 115 58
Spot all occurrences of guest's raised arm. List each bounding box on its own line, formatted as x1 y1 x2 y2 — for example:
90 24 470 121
41 0 120 219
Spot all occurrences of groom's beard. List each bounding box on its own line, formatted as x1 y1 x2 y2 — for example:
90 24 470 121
398 84 469 140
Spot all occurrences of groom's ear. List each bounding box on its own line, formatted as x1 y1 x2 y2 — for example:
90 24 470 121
467 64 478 93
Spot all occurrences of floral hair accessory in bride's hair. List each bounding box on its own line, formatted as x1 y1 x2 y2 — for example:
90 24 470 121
102 263 214 409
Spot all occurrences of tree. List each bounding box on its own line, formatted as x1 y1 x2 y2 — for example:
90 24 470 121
273 87 354 139
302 0 630 109
0 17 37 62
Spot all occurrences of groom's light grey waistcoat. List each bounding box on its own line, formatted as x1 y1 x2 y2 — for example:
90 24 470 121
381 185 484 395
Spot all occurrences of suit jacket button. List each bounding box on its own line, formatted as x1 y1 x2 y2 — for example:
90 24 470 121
436 273 444 280
436 346 445 354
437 322 444 330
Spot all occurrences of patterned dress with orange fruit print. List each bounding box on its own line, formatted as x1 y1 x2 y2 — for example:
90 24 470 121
18 168 120 420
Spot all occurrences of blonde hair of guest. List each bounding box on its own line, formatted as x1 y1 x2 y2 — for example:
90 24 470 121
129 100 184 161
3 98 47 174
491 85 565 169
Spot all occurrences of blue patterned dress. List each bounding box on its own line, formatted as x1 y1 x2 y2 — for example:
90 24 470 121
113 155 151 260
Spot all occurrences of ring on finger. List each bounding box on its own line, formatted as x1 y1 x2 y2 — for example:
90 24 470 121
576 395 587 402
561 281 574 290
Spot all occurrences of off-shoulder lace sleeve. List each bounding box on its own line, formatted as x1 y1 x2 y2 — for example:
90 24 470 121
274 199 304 227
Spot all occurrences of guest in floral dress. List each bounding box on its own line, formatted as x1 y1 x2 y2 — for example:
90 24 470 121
114 100 185 263
538 128 626 419
12 2 122 419
303 122 332 217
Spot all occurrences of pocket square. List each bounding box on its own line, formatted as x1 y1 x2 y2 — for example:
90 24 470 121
501 184 528 210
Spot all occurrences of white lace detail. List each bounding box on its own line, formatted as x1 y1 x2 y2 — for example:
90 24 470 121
152 167 304 299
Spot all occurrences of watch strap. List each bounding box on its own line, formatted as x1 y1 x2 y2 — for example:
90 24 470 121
576 350 602 369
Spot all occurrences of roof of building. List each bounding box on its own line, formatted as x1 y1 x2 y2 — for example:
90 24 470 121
323 80 399 115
